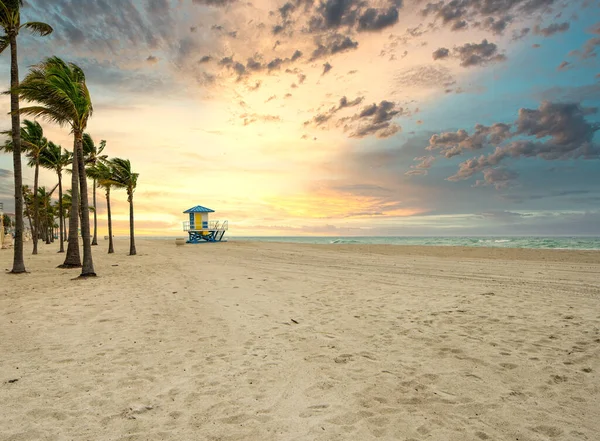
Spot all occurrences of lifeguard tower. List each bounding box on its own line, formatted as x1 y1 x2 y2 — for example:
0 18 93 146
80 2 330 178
183 205 228 243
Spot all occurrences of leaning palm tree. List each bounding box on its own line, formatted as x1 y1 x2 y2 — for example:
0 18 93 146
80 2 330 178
86 160 118 254
17 56 96 277
40 141 71 252
83 133 106 246
0 0 52 273
111 158 138 256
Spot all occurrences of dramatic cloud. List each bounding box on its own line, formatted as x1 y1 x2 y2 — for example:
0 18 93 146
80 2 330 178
534 22 570 37
423 101 600 187
305 0 402 33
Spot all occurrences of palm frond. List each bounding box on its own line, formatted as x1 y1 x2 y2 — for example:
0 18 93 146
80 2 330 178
0 35 9 54
16 56 93 132
20 21 52 36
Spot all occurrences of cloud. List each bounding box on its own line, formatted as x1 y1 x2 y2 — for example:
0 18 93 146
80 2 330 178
433 39 506 67
344 100 405 138
310 34 359 60
428 123 512 158
453 39 507 67
421 0 560 35
304 95 365 126
394 65 455 89
432 47 450 60
322 62 333 75
557 61 571 71
568 22 600 59
304 96 405 138
357 7 400 32
240 113 282 126
424 101 600 187
306 0 402 33
473 168 519 189
533 22 570 37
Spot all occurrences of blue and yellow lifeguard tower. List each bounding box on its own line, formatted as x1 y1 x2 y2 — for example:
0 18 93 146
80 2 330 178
183 205 228 243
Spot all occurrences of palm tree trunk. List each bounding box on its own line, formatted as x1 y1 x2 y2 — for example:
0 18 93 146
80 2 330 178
61 137 81 268
106 188 114 254
9 35 26 273
76 134 96 276
58 172 64 252
32 163 39 254
128 193 136 256
92 178 98 245
45 205 51 244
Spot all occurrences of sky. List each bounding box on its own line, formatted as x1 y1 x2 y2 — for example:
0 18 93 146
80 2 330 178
0 0 599 236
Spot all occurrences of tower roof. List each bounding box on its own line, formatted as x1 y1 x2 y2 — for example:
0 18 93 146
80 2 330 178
184 205 215 213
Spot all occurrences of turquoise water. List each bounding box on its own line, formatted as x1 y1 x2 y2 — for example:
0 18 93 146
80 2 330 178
227 236 600 250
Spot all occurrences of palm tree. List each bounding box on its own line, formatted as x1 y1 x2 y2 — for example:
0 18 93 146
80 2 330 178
1 120 49 255
20 120 47 254
17 56 96 277
87 160 117 254
83 133 106 247
111 158 138 256
0 0 52 273
36 185 57 244
40 141 71 252
59 190 72 239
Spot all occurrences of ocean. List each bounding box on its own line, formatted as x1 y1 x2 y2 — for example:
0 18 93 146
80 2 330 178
145 236 600 250
231 236 600 250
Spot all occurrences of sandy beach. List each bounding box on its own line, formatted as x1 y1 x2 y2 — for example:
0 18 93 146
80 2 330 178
1 239 599 441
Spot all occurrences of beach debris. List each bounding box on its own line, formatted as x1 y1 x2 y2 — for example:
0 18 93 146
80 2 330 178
6 378 19 384
291 319 299 324
481 292 495 296
172 291 178 294
112 264 118 267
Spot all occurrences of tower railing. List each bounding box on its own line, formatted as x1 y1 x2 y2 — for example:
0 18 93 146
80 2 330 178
183 220 228 231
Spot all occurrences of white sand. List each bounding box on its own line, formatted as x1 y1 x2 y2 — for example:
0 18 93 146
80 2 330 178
1 239 599 440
